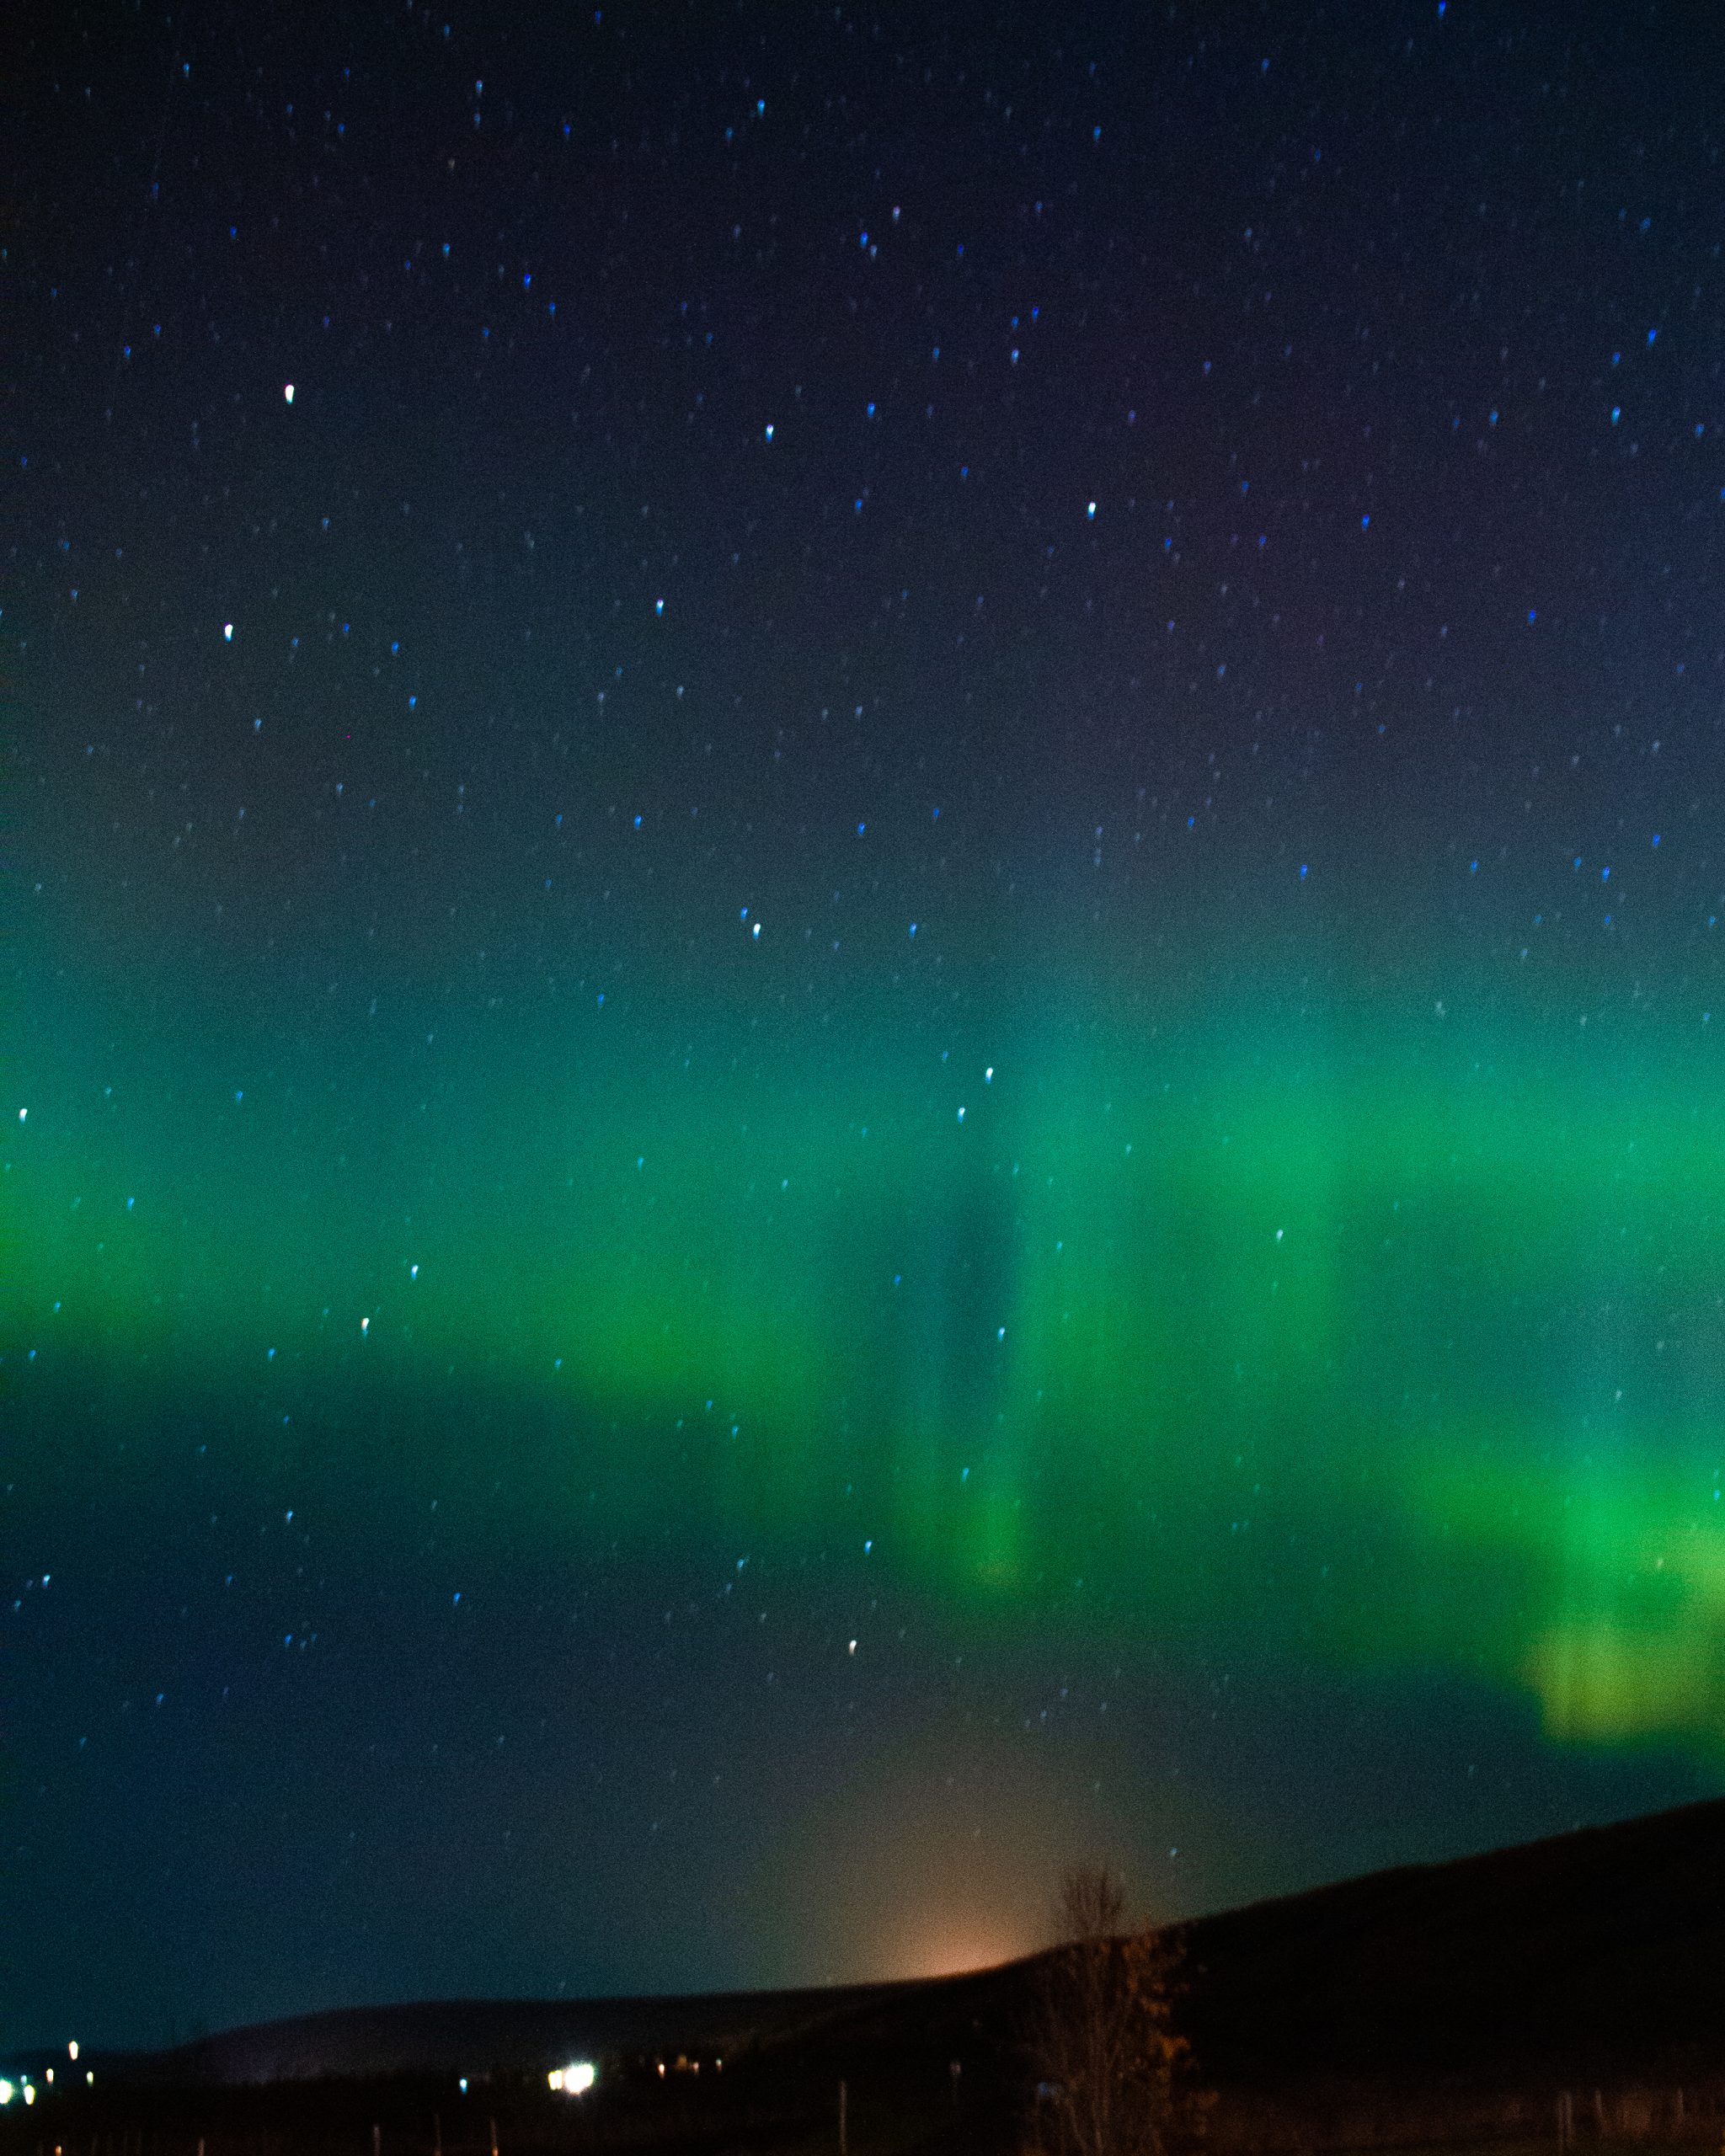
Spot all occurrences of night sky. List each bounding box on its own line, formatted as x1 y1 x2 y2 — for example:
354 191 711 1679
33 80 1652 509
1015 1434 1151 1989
9 0 1725 2053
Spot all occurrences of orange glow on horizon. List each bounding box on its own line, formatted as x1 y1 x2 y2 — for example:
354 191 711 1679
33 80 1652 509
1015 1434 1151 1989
877 1910 1036 1980
772 1737 1149 1986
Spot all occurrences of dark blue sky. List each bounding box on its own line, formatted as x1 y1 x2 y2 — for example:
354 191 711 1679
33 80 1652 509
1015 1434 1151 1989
8 0 1725 2052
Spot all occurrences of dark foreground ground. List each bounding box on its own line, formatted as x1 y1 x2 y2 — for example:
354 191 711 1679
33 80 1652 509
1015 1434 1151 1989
8 1796 1723 2156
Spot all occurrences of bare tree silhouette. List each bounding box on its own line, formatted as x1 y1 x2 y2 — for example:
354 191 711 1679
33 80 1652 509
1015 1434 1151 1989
1027 1863 1207 2156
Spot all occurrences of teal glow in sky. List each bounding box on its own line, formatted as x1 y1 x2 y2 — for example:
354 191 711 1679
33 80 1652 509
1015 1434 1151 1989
17 949 1725 1746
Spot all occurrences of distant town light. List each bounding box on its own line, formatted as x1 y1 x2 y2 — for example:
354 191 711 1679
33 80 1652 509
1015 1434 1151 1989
0 2079 13 2106
67 2043 78 2062
548 2062 595 2095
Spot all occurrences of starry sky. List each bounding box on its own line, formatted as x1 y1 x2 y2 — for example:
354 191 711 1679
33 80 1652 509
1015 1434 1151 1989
8 0 1725 2052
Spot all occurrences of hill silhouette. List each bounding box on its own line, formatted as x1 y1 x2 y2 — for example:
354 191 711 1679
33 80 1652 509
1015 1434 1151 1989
8 1797 1722 2154
1182 1790 1725 2090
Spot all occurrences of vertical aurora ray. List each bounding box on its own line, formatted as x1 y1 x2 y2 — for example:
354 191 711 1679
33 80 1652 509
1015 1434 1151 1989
13 952 1724 1759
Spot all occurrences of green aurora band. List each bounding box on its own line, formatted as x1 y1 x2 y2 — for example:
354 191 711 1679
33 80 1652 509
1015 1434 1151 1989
12 959 1724 1758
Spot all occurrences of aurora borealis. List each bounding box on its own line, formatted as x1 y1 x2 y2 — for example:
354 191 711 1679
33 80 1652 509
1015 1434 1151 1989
9 0 1725 2054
